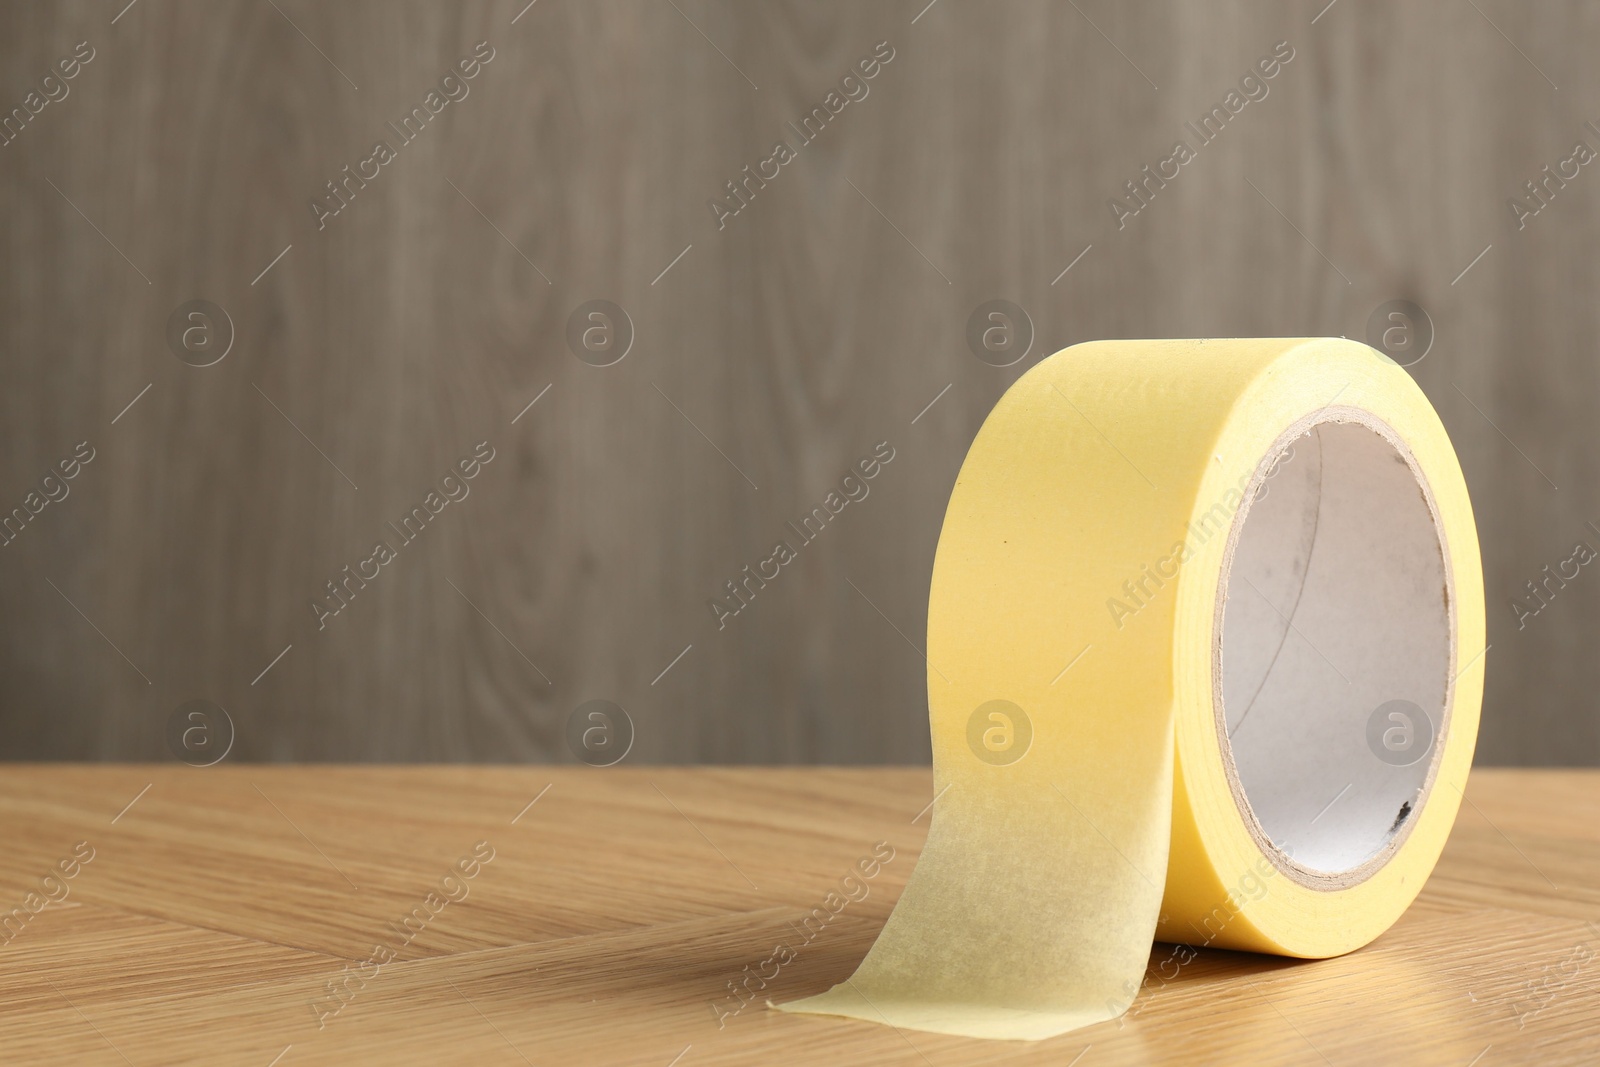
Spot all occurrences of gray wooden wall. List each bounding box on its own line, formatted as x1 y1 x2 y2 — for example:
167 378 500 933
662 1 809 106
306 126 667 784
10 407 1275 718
0 0 1590 764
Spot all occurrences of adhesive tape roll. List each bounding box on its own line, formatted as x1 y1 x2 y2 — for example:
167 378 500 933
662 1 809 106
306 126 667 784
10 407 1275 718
780 338 1485 1040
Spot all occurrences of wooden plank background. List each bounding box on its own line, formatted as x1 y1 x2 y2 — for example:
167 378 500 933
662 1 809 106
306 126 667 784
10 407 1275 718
0 0 1589 764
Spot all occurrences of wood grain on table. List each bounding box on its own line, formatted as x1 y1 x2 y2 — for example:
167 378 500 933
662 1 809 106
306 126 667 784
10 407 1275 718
0 766 1595 1065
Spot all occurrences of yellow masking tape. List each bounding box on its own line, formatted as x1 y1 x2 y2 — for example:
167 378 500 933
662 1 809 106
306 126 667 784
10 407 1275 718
780 338 1484 1040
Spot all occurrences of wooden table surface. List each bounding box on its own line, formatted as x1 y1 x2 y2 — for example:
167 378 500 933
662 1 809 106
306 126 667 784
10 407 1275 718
1 767 1596 1066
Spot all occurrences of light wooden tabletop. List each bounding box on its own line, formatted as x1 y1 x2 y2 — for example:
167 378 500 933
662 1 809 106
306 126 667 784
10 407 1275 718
0 766 1595 1065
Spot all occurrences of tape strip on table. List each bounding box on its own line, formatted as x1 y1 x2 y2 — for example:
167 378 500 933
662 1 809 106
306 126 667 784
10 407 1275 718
779 337 1485 1040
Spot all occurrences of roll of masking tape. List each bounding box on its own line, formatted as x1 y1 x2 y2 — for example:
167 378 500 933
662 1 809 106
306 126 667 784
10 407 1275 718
780 338 1484 1040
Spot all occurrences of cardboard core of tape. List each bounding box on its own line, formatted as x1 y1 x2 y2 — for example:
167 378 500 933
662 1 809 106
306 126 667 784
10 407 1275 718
1217 410 1454 888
